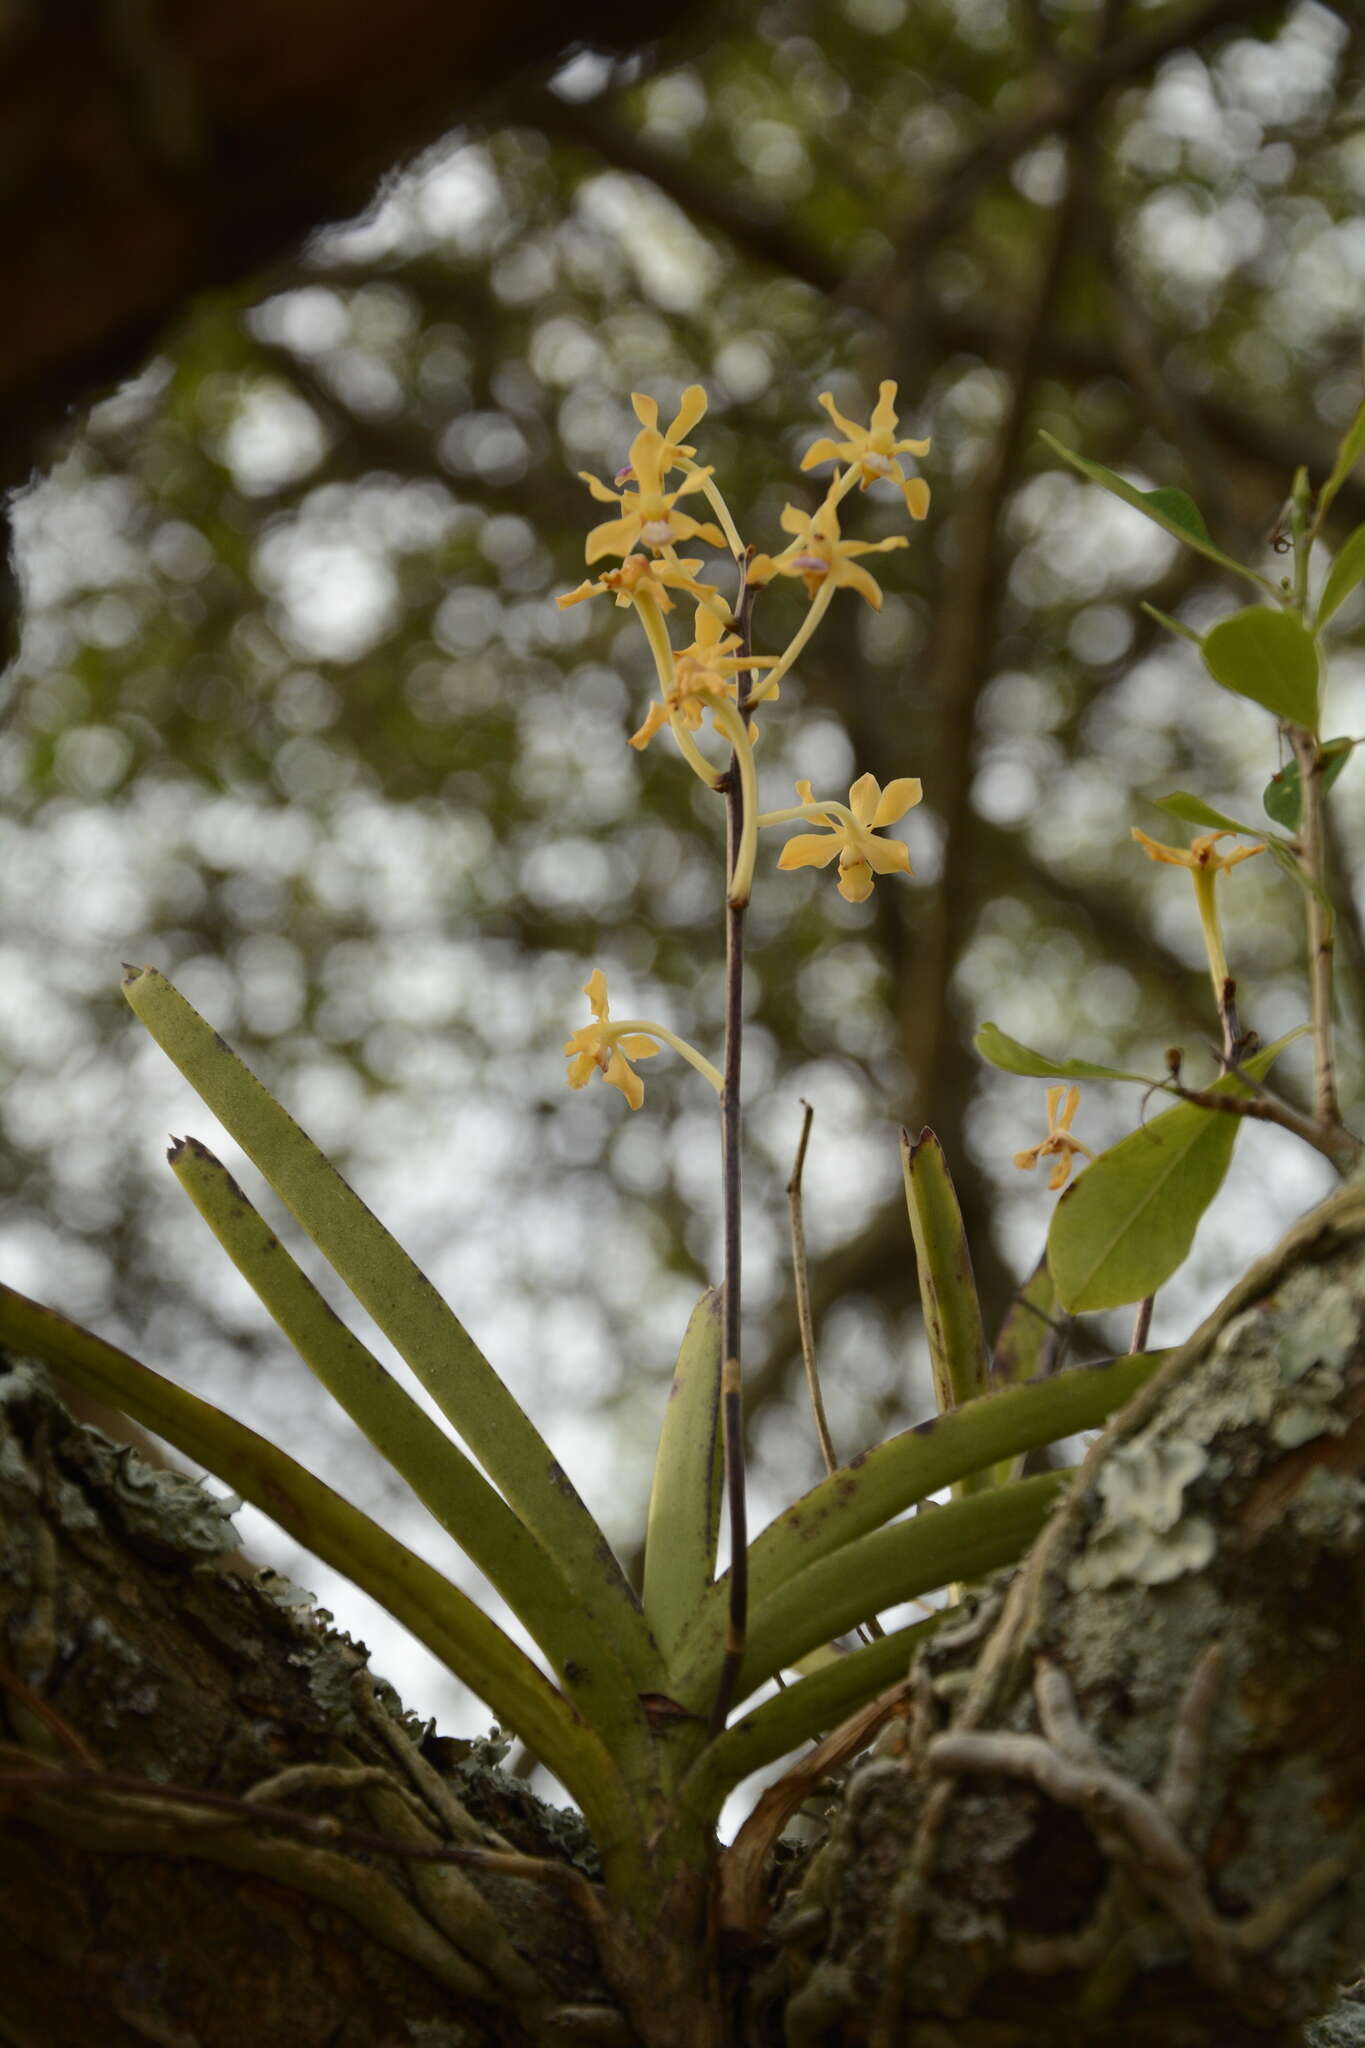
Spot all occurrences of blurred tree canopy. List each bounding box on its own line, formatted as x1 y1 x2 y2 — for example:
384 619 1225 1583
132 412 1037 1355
2 0 1362 1723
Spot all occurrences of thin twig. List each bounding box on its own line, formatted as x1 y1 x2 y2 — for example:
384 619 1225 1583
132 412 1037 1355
1171 1074 1360 1171
1289 724 1342 1128
1128 1297 1154 1355
786 1104 886 1645
788 1100 839 1478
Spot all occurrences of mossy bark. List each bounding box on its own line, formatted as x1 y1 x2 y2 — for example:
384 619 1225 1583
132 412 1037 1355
3 1178 1364 2047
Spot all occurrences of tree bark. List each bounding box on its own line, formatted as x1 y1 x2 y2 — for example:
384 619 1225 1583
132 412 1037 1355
3 1177 1364 2046
0 0 694 502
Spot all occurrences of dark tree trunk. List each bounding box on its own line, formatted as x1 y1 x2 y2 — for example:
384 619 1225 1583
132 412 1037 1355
0 0 705 659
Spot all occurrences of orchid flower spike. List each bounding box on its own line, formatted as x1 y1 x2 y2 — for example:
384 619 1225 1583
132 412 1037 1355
800 381 931 520
1013 1085 1093 1192
563 971 662 1111
773 772 923 903
747 494 908 609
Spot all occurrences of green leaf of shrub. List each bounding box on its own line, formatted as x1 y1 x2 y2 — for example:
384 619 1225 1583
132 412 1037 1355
1262 738 1356 831
974 1021 1154 1086
1140 486 1211 543
1149 791 1265 838
1039 433 1270 591
1316 523 1365 629
1200 607 1319 731
1047 1035 1296 1313
1313 397 1365 531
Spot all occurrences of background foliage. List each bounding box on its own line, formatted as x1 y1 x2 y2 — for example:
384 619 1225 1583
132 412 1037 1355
2 0 1362 1765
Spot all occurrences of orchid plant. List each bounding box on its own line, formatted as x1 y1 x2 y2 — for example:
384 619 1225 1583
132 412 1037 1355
1 376 1359 2034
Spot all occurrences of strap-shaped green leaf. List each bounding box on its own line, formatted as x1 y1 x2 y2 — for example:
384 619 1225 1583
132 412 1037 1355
168 1134 650 1754
676 1473 1067 1707
1040 433 1274 594
642 1289 724 1658
900 1130 990 1484
670 1352 1157 1695
1047 1034 1297 1313
121 966 660 1692
987 1253 1060 1485
1200 607 1319 732
680 1611 946 1821
0 1281 633 1844
974 1021 1154 1087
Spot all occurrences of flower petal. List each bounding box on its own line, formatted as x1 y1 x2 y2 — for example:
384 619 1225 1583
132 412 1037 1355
872 777 923 828
862 837 911 876
836 859 875 903
799 436 844 472
578 470 623 505
1130 828 1190 867
584 969 610 1020
831 557 886 609
631 394 660 432
870 382 899 432
586 516 641 564
617 1034 662 1059
667 385 708 445
604 1050 645 1111
629 701 672 751
848 772 882 827
900 476 931 520
817 392 862 440
778 833 840 872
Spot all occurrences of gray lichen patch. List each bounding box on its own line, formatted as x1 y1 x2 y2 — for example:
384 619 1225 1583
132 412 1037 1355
1068 1437 1216 1591
1287 1466 1365 1551
1069 1256 1363 1596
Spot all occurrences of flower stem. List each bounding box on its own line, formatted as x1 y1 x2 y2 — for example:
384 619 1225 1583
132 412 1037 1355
711 702 760 908
668 716 725 791
709 569 759 1737
675 459 745 562
749 575 835 702
608 1021 723 1095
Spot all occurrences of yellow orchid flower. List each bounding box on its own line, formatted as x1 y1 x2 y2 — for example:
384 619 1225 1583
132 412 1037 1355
563 970 722 1110
770 772 923 904
1131 828 1265 1007
800 381 931 521
630 605 778 751
563 970 662 1111
1013 1085 1093 1192
747 495 908 609
629 385 708 472
578 425 725 565
1129 828 1265 875
556 553 726 618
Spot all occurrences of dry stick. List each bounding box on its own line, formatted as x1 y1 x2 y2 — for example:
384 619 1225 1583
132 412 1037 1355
1128 1296 1154 1355
788 1101 886 1647
1290 723 1342 1130
788 1100 839 1477
710 551 759 1739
